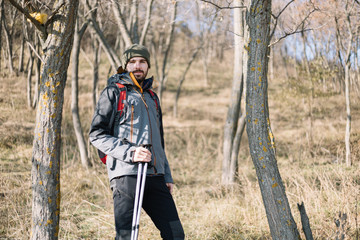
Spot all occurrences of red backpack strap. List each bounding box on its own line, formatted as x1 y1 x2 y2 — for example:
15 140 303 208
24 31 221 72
99 83 127 165
115 83 127 116
148 89 159 113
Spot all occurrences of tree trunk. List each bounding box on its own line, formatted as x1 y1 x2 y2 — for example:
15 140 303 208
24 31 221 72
344 11 352 167
92 37 101 110
71 19 92 169
18 14 25 72
246 0 300 238
26 44 34 108
344 63 351 166
173 47 200 118
112 0 132 47
2 10 14 74
0 0 3 72
85 0 121 71
8 1 81 239
32 35 41 109
158 1 177 102
139 0 153 45
301 30 314 154
222 0 246 185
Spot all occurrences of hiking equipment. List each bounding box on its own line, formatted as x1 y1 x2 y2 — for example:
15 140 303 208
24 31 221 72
97 83 159 164
131 144 151 240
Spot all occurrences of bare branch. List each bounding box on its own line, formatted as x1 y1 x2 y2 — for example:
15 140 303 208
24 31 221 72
269 0 295 41
25 41 45 64
269 28 313 47
270 7 318 46
8 0 45 33
199 0 246 10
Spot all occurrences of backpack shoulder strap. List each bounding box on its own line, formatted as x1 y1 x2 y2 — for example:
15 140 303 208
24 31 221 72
99 82 127 165
115 83 127 115
148 89 159 113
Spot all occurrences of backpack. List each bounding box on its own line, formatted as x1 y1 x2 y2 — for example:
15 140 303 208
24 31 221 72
98 82 159 164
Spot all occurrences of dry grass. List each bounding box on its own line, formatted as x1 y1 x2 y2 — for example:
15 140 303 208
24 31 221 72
0 54 359 239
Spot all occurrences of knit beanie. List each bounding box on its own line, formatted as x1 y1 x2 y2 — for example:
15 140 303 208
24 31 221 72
121 44 151 69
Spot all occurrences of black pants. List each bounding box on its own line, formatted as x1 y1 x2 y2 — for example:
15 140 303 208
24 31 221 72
111 175 185 240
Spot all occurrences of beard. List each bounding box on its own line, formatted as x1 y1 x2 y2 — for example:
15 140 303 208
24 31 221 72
132 70 146 83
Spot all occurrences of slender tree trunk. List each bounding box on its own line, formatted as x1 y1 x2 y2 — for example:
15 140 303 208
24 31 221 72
301 31 314 154
113 0 132 47
139 0 153 45
71 20 92 169
32 36 41 108
0 0 3 72
18 15 25 72
246 0 300 238
85 0 121 71
344 66 352 165
158 1 177 102
26 44 34 108
2 12 14 74
92 38 101 110
173 47 200 118
344 14 352 167
8 1 81 239
222 0 246 185
280 46 290 82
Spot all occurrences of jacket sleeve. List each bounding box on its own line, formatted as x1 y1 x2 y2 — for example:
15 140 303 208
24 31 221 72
89 85 136 163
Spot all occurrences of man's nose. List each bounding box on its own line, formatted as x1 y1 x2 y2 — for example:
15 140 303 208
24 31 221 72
134 61 141 68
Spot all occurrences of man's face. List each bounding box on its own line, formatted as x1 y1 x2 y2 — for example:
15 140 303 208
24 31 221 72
126 57 149 82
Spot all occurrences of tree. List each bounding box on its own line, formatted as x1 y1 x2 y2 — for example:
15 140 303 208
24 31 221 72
245 0 300 238
222 0 248 185
333 0 356 166
71 15 92 169
2 1 17 75
8 0 79 239
153 0 177 101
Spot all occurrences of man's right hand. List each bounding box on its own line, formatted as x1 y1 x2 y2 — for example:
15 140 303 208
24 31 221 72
133 147 152 163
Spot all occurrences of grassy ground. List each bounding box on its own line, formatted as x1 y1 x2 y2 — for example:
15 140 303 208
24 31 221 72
0 56 359 239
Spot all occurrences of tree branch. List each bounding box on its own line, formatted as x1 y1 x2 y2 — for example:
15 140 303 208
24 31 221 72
199 0 246 10
269 0 295 40
8 0 45 33
25 41 45 64
270 7 318 46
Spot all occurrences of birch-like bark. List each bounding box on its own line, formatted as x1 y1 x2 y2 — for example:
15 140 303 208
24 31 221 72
222 0 246 185
344 10 352 166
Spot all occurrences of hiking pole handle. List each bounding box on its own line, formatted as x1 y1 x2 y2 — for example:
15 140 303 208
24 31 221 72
140 144 152 150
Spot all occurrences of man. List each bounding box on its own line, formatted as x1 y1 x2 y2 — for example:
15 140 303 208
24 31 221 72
89 44 185 240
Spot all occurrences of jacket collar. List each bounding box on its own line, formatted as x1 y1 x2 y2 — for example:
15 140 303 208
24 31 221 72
108 72 154 92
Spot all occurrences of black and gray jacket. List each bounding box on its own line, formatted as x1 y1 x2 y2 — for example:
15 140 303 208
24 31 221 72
89 72 173 183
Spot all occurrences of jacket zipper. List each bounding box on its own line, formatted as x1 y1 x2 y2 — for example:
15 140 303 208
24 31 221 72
128 72 158 174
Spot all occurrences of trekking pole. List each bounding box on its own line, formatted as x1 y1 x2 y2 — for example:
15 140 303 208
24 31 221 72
131 144 151 240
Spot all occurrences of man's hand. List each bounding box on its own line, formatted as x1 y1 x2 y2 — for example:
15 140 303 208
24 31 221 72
133 147 151 163
166 183 174 194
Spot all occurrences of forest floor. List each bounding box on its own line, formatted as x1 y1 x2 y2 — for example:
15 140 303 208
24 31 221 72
0 57 359 239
